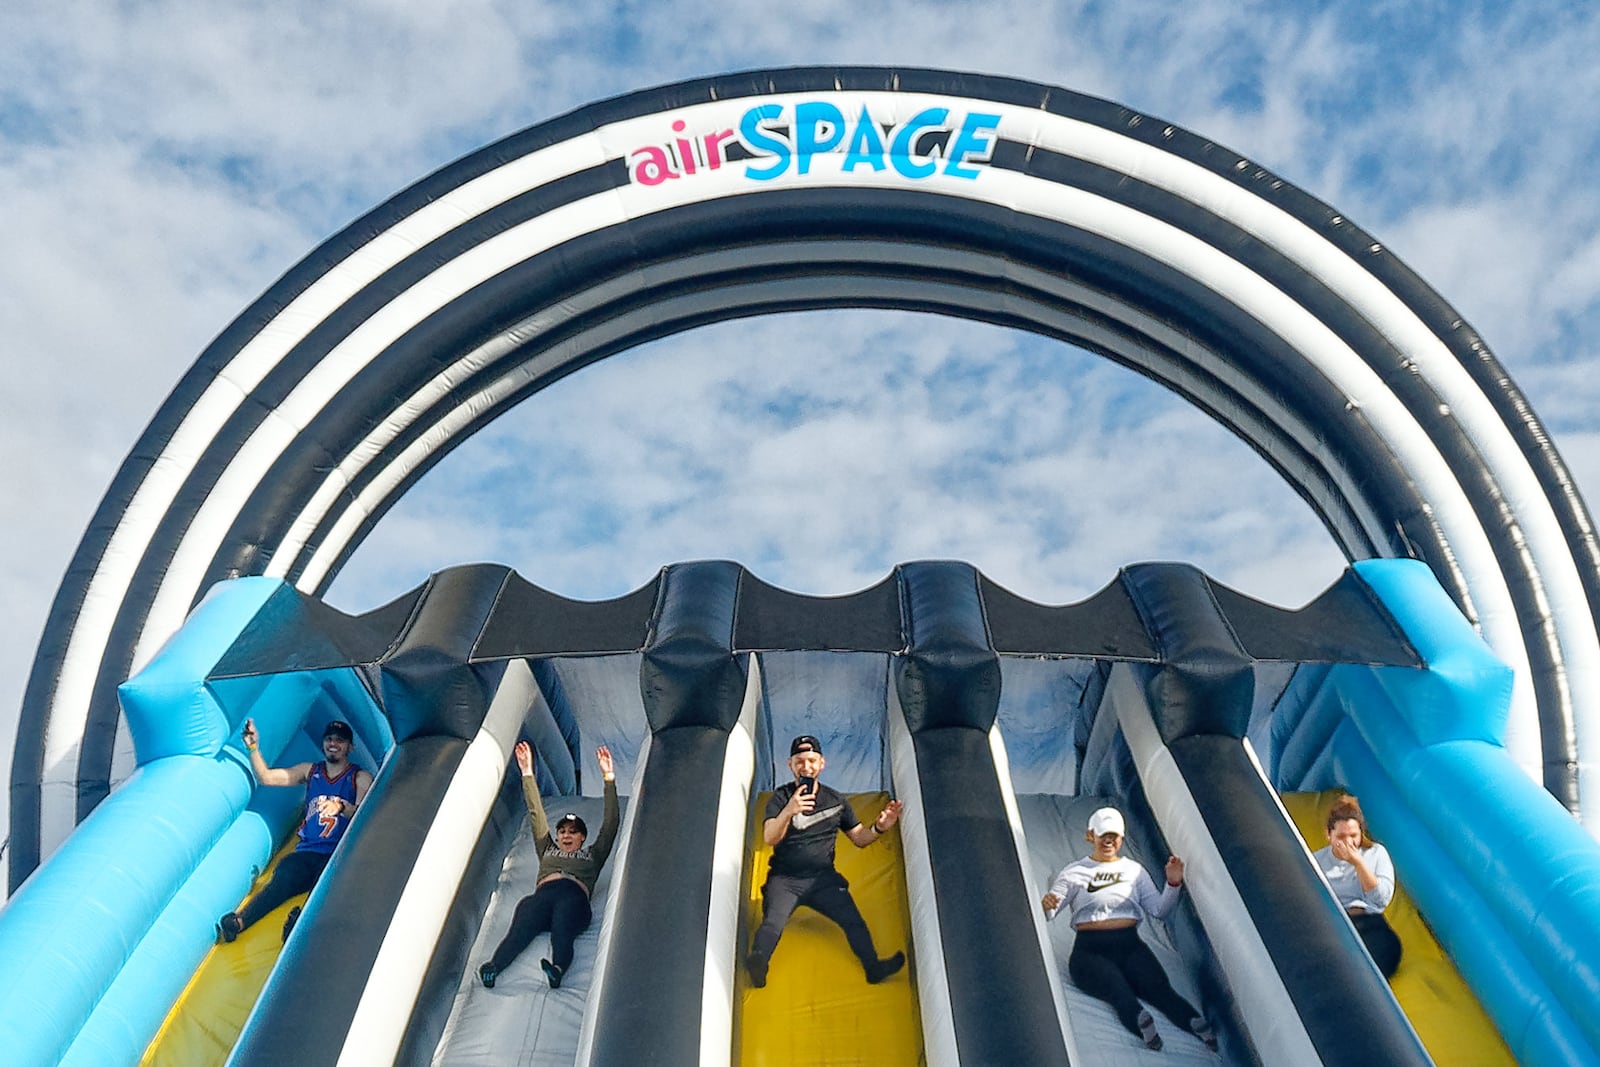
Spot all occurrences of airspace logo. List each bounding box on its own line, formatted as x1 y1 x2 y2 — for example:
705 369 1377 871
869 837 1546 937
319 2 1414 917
629 100 1003 187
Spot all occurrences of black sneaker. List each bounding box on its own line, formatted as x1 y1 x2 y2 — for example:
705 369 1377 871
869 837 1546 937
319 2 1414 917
281 905 302 942
540 958 564 989
217 912 243 944
745 953 769 989
478 963 498 989
865 951 905 984
1138 1010 1163 1051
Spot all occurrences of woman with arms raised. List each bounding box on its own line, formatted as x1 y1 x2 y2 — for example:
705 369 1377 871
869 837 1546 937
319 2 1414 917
478 740 618 990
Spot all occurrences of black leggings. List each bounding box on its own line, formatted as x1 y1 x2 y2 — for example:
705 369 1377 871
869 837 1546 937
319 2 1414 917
239 849 329 930
1352 912 1403 978
1069 926 1200 1038
750 870 881 968
489 877 594 972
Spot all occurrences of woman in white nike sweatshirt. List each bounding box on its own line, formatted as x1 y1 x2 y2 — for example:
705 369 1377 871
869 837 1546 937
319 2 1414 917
1041 807 1215 1053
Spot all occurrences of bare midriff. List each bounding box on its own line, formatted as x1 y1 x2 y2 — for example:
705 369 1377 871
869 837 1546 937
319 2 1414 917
538 871 592 896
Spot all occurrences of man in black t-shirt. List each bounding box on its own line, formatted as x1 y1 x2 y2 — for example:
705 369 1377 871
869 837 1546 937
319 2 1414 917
745 734 906 988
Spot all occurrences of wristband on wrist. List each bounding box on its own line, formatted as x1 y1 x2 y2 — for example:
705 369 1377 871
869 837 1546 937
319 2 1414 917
872 822 884 834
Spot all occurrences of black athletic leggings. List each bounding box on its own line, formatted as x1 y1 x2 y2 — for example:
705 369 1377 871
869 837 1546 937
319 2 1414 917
1352 911 1403 978
239 849 330 930
1069 925 1200 1038
750 870 881 968
489 877 594 973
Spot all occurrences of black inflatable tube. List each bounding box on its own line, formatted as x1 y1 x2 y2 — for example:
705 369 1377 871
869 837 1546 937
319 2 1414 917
378 565 514 743
587 725 733 1066
640 561 745 733
895 561 1071 1064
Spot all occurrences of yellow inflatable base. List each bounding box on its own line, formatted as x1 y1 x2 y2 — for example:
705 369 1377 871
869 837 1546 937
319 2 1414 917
140 840 307 1067
1283 790 1513 1066
738 791 923 1067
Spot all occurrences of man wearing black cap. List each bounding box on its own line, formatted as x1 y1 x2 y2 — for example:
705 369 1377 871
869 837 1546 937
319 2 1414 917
216 717 373 943
746 734 906 988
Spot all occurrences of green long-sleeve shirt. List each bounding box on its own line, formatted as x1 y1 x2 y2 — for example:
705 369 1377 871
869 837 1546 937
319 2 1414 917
524 773 619 893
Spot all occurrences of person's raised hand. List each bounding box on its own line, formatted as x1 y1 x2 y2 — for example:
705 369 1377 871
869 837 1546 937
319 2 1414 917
1330 837 1358 864
876 799 904 830
596 745 615 780
242 719 258 749
1041 892 1062 913
1165 856 1185 886
514 740 534 776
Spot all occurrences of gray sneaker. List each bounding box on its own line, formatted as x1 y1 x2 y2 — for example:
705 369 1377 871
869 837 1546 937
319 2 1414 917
1138 1010 1163 1051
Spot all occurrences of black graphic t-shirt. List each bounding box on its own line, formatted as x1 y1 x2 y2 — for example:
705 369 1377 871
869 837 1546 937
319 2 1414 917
765 781 860 877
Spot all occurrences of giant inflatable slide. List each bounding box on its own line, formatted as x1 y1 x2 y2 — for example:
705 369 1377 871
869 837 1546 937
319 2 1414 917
6 68 1600 1065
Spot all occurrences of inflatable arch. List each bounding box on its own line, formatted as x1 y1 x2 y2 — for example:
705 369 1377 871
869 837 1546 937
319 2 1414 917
12 66 1600 888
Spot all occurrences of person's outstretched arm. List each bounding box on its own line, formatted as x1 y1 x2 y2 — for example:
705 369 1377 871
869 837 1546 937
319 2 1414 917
592 745 620 863
846 799 904 847
514 740 551 846
241 718 311 787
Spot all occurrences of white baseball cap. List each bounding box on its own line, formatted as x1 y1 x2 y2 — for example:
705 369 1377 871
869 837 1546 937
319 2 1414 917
1087 807 1126 837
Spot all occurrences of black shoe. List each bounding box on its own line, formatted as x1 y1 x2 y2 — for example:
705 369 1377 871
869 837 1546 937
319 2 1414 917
865 951 905 984
281 905 301 942
745 953 769 989
217 912 243 944
478 963 498 989
540 958 564 989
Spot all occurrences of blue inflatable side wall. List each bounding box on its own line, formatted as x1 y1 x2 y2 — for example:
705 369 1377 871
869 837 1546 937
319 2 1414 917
1276 559 1600 1066
0 578 390 1067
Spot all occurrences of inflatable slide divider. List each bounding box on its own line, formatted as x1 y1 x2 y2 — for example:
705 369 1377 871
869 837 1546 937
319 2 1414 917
893 561 1076 1066
581 559 751 1066
578 650 757 1067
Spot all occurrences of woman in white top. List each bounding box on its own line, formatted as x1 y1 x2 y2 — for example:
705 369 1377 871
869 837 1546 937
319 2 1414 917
1041 807 1216 1052
1312 794 1401 978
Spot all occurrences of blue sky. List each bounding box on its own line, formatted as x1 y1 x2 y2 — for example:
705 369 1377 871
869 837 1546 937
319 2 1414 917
4 2 1600 831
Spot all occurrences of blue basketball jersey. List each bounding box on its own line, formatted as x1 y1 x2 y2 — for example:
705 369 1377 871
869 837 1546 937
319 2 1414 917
296 761 363 854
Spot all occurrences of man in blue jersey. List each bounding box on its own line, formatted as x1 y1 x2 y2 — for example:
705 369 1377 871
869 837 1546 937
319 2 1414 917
745 734 906 988
217 718 373 943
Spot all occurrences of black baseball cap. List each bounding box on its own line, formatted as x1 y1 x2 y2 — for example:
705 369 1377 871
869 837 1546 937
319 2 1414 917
323 720 354 742
556 812 588 836
790 735 822 756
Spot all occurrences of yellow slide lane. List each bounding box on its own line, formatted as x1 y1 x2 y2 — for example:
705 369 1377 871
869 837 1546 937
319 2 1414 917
737 791 922 1067
1283 790 1513 1066
140 840 308 1067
